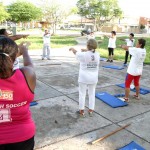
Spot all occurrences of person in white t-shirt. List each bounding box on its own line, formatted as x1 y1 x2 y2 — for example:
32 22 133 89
69 39 100 117
87 32 95 40
121 38 146 102
104 31 116 62
42 29 51 60
120 33 135 66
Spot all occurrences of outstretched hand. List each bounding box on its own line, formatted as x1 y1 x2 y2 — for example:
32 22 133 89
17 42 31 57
22 34 29 39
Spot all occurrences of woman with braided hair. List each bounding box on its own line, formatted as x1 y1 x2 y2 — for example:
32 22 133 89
0 37 36 150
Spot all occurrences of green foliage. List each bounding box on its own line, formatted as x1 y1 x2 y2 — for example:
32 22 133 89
0 3 10 22
7 1 42 23
76 0 122 30
140 24 145 30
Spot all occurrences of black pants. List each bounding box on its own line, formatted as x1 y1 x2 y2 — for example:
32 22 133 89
108 48 114 56
0 136 34 150
124 51 132 64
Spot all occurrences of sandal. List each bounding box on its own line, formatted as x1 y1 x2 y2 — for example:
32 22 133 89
76 110 85 117
133 95 140 100
88 109 94 117
124 97 129 102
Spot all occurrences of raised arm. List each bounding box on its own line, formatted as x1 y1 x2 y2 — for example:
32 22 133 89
103 34 110 38
18 42 36 92
9 34 29 41
69 47 77 55
119 38 126 41
121 45 129 51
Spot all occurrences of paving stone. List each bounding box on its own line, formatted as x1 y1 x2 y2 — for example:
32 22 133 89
31 96 111 149
34 80 63 100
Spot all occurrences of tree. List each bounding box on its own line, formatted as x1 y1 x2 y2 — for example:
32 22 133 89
7 1 42 23
77 0 122 31
0 3 10 23
39 0 74 34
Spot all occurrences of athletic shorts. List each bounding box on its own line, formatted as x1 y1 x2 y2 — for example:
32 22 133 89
125 73 141 88
108 48 114 56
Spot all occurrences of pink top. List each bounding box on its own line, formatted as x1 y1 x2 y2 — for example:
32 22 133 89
0 69 35 144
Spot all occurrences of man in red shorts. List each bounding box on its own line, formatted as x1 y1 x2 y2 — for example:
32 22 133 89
121 38 146 102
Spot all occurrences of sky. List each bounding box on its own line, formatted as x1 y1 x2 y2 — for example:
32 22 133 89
1 0 150 18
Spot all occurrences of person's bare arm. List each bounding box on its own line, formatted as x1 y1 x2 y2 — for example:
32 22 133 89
9 34 29 41
18 42 36 92
119 38 126 41
69 47 77 55
121 45 129 51
103 34 110 38
81 48 87 52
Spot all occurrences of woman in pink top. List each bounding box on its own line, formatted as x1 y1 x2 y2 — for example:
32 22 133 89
0 36 36 150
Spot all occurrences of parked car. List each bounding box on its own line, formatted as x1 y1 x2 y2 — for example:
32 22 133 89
81 29 91 36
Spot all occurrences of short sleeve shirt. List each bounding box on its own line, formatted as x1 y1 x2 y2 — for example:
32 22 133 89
127 47 146 75
76 51 100 84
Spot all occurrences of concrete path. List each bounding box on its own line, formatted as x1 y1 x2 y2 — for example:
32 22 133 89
20 39 150 150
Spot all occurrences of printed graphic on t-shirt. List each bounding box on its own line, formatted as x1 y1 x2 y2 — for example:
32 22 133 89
0 109 12 123
87 62 98 69
86 54 98 69
0 90 13 101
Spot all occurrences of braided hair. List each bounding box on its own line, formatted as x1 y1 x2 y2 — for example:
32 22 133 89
0 36 18 78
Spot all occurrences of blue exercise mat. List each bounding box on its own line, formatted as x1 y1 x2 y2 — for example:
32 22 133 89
102 65 124 70
100 57 107 61
114 94 125 97
30 101 38 106
118 141 145 150
95 92 128 108
116 83 150 95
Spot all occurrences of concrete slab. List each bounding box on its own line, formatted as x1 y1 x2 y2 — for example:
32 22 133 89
97 74 122 88
119 111 150 143
39 74 79 94
68 85 150 123
35 63 79 78
31 96 111 149
34 80 63 101
35 124 150 150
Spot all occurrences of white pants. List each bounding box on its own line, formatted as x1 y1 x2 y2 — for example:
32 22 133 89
79 83 96 110
42 44 50 59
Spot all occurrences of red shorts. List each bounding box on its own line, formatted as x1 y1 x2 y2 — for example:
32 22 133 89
125 73 141 88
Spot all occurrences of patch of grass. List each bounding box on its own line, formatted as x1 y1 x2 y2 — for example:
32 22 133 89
96 36 150 64
16 35 77 49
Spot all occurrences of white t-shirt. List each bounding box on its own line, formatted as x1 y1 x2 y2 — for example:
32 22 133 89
108 37 116 48
76 51 100 84
43 34 50 44
125 39 135 47
127 47 146 76
87 35 95 40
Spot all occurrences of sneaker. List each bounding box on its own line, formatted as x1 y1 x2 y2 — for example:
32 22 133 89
133 95 140 100
110 60 113 63
106 59 110 62
123 63 127 67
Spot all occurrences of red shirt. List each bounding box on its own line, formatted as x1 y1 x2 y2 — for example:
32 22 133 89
0 69 35 144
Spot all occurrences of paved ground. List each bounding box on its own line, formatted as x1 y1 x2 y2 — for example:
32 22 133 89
19 38 150 150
